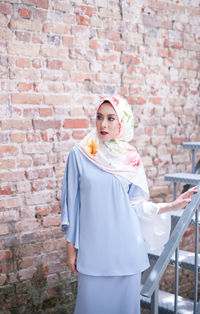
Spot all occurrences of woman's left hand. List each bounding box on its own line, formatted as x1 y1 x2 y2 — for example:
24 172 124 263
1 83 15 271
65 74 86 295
158 186 197 214
171 186 197 211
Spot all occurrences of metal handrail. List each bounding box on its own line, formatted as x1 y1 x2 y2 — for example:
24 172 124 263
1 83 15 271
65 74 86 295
141 185 200 299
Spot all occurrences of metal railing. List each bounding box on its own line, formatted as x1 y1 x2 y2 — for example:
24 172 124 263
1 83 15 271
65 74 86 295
141 185 200 313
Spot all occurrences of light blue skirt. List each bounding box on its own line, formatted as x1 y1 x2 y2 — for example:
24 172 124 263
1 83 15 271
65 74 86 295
74 272 141 314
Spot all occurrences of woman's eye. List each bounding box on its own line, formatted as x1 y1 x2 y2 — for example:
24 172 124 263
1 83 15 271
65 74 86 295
96 115 102 120
108 117 115 121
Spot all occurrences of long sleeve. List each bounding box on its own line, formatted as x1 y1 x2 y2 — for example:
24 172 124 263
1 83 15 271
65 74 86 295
128 184 171 251
61 149 80 249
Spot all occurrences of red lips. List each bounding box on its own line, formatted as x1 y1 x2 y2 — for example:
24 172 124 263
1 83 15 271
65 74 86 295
100 131 108 135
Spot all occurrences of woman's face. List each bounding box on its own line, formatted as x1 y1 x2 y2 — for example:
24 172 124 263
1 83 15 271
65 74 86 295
96 102 120 141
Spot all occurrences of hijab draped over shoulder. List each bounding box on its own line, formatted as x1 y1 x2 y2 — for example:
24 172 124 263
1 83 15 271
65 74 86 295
76 96 149 199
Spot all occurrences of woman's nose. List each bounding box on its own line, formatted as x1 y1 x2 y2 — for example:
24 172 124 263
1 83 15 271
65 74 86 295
101 119 107 128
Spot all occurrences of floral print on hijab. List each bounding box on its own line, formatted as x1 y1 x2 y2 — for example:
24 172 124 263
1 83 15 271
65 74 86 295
76 96 149 199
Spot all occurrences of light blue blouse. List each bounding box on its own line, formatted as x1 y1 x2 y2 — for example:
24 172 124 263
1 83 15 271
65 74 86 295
61 146 150 276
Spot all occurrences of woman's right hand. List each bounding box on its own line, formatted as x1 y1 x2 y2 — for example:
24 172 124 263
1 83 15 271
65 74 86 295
66 241 78 274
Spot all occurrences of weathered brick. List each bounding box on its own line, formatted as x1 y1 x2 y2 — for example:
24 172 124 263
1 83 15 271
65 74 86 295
33 119 61 130
26 167 53 180
11 94 42 105
39 108 53 117
10 133 26 143
16 59 31 71
0 3 13 15
0 210 19 222
0 28 12 40
62 36 74 47
44 95 71 105
63 119 89 129
9 18 42 32
8 43 40 57
0 250 12 262
17 157 32 168
0 224 9 235
18 8 31 19
0 159 15 169
1 120 32 130
23 143 52 154
25 192 54 205
43 215 60 227
43 23 68 34
74 5 97 16
0 145 18 157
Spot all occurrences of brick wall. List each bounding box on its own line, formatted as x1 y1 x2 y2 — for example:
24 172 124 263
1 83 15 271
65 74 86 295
0 0 199 312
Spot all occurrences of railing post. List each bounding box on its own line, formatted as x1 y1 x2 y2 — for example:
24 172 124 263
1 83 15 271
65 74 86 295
194 205 199 313
151 286 158 314
192 149 195 173
173 182 179 313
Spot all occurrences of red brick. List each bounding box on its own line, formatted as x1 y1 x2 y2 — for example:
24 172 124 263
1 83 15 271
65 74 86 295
11 94 42 105
97 30 120 41
123 54 140 65
77 16 89 26
31 180 46 192
136 97 146 105
0 184 13 195
18 82 32 92
72 130 86 139
0 145 18 157
149 97 162 105
0 3 12 15
47 59 63 70
18 8 31 19
172 137 186 145
0 250 12 262
36 206 50 216
90 39 100 49
74 5 96 16
16 58 31 68
33 120 61 130
26 132 41 142
63 119 89 129
39 108 53 117
32 58 42 68
36 0 49 9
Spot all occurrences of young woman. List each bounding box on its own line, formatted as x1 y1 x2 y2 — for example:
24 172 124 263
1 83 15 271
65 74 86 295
61 96 196 314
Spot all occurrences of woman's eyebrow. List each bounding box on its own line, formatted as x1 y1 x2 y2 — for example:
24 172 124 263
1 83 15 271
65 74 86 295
97 112 117 116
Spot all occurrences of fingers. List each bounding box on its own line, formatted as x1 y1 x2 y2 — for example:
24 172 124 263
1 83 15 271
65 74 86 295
188 186 198 192
67 260 78 274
